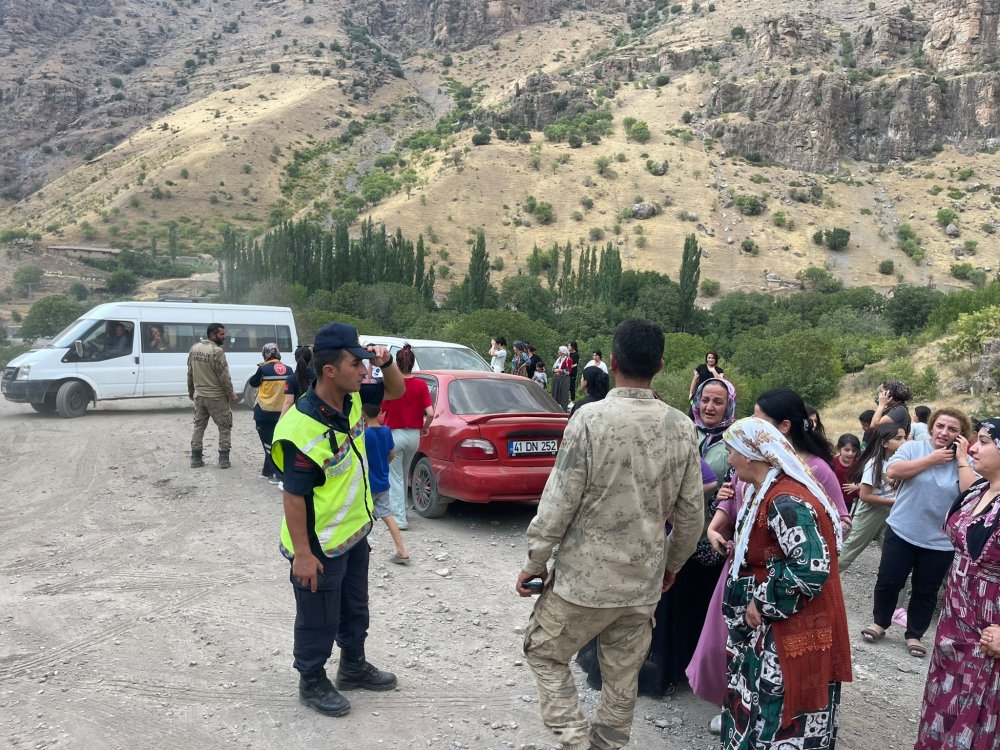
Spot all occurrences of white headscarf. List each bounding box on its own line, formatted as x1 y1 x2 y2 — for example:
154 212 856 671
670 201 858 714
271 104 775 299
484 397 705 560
724 417 843 580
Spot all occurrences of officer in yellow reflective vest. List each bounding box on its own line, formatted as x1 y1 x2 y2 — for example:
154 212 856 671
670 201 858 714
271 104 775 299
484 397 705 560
272 322 404 717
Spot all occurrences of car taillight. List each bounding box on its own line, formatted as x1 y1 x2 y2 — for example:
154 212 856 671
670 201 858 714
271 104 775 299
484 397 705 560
455 438 497 460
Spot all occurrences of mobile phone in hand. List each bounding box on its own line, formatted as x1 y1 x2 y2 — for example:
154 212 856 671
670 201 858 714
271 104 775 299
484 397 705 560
524 580 545 595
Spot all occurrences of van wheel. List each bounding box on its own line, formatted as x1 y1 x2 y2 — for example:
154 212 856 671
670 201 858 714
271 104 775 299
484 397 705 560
56 381 91 418
411 457 448 518
242 382 257 409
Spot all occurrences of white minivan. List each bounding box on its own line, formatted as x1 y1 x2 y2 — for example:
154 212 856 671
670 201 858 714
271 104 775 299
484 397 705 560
1 301 298 418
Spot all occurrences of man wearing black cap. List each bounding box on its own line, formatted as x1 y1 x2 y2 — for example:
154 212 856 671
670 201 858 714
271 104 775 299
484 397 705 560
271 322 404 717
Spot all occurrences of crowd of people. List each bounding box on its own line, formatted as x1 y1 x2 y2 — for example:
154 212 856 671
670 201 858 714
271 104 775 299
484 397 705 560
517 341 999 750
183 322 999 750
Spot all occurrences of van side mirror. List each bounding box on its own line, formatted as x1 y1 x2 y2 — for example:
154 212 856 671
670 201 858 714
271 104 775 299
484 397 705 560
74 340 84 358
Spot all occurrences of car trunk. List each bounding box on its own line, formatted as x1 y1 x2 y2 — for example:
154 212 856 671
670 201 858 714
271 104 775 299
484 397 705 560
462 414 567 466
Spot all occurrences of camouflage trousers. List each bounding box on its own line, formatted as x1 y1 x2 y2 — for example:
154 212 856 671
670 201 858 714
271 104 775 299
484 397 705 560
191 396 232 453
523 590 656 750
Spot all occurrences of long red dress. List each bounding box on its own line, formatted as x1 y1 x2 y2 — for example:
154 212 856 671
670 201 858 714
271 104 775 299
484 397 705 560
915 479 1000 750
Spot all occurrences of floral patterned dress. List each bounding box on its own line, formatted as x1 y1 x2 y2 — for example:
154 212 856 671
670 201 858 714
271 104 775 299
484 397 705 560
722 493 842 750
915 480 1000 750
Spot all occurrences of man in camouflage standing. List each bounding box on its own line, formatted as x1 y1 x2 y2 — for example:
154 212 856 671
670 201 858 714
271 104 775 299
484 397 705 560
516 318 704 750
187 322 238 469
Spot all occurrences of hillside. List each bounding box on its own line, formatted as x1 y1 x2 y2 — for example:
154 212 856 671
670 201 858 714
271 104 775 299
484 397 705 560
1 0 999 302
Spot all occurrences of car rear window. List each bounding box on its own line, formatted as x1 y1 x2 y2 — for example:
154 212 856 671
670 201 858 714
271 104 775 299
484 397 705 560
414 346 491 371
448 378 564 415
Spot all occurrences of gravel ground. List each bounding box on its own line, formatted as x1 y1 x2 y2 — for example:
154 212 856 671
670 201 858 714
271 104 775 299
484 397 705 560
0 397 932 749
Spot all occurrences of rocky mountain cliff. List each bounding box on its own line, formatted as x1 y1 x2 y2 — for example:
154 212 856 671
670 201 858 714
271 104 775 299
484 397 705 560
2 0 1000 299
359 0 626 52
692 7 1000 170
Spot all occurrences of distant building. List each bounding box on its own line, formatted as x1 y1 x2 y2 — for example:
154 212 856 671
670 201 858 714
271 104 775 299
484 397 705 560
47 245 121 260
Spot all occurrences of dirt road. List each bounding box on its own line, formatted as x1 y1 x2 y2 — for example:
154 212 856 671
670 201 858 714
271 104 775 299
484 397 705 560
0 398 931 749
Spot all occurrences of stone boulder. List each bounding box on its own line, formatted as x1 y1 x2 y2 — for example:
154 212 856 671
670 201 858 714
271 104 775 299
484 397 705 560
946 222 961 237
632 203 658 220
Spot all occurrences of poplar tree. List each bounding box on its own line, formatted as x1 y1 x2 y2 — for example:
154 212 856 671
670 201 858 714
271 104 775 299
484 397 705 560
678 232 701 332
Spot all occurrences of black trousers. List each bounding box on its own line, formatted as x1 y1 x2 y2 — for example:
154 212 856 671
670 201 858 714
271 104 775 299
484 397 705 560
873 526 953 640
290 540 371 674
569 372 578 402
254 411 280 478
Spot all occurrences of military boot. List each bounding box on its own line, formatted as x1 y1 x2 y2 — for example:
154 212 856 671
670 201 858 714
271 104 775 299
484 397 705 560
218 450 231 469
335 646 397 691
298 669 351 717
190 451 204 468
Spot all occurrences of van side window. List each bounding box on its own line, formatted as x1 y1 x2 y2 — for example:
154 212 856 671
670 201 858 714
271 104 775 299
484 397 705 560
225 324 282 353
276 325 293 352
140 323 207 353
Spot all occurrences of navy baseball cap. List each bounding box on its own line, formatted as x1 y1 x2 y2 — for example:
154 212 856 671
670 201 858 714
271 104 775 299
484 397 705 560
312 322 374 359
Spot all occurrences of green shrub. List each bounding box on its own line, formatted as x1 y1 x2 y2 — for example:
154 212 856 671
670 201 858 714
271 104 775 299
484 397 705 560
19 295 84 341
878 259 895 275
13 265 44 295
700 279 721 296
937 207 958 227
270 62 281 73
733 194 764 215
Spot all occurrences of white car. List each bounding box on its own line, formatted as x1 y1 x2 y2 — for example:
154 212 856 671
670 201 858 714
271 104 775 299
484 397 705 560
358 335 490 376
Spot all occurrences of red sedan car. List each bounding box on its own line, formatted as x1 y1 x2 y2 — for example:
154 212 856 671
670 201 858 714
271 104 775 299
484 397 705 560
407 371 569 518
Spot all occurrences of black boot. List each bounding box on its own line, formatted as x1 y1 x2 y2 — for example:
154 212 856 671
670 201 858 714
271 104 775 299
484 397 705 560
298 669 351 716
218 450 231 469
335 646 397 691
190 451 204 468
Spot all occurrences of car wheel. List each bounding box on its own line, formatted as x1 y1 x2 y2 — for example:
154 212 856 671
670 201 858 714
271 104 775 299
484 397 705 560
242 382 257 409
30 394 58 414
411 457 448 518
55 380 91 418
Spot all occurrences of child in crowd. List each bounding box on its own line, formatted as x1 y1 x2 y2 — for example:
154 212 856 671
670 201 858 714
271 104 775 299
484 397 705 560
843 422 910 627
840 423 907 571
858 408 876 450
833 433 862 512
362 404 410 565
532 362 548 389
910 405 931 441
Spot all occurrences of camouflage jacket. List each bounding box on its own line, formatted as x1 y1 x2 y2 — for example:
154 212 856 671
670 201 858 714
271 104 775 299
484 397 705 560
523 387 705 608
186 339 234 400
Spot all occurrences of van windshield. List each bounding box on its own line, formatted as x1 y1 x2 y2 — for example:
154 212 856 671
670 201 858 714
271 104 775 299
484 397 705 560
47 318 93 348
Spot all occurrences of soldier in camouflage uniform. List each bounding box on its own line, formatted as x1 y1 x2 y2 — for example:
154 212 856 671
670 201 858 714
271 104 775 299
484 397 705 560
516 318 705 750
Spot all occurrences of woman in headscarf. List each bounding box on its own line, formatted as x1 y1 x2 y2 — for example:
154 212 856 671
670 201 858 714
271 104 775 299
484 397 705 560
510 341 530 378
643 378 738 695
916 417 1000 750
247 343 286 483
720 417 852 750
550 345 572 410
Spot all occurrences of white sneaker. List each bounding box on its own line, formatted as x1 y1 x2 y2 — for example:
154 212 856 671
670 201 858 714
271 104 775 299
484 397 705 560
277 481 284 491
709 713 722 735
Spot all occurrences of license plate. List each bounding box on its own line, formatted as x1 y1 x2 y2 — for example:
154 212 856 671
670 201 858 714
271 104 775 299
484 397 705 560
508 439 558 456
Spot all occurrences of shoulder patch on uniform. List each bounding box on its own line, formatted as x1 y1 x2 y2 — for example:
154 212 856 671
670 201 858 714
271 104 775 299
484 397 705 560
274 363 287 375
